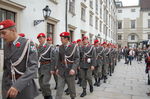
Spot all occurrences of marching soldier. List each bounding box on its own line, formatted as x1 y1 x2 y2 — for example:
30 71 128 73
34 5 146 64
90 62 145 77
102 42 110 83
37 33 55 99
79 36 96 97
93 40 104 87
47 37 58 90
76 39 82 86
0 20 39 99
53 32 80 99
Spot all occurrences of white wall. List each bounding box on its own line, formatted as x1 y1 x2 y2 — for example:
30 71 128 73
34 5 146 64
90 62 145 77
117 7 140 20
10 0 117 44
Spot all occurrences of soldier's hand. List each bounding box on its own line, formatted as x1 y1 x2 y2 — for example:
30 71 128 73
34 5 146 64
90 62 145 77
50 71 55 74
7 87 19 98
56 69 59 75
69 69 75 75
91 66 95 70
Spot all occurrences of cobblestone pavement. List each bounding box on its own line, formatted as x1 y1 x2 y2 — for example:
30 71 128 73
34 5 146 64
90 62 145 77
1 59 150 99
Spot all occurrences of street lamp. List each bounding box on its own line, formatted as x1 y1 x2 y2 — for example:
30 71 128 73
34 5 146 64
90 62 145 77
34 5 51 26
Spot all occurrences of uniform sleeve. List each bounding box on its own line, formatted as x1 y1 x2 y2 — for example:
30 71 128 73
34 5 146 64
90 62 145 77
12 41 38 92
71 45 80 70
50 46 58 71
91 47 96 67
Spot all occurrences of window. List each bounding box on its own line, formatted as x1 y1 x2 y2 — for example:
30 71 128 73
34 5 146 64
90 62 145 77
69 30 74 42
47 23 54 43
131 35 135 40
100 21 102 32
148 34 150 39
131 20 136 29
95 0 98 14
131 9 136 12
81 7 86 21
90 0 93 9
118 35 122 40
0 8 16 49
69 0 75 14
148 19 150 28
0 8 16 22
118 10 122 13
100 6 102 18
118 20 122 29
89 13 93 26
95 17 98 29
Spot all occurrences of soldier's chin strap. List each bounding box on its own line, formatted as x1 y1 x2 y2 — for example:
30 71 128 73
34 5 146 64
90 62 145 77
64 44 78 68
10 40 30 84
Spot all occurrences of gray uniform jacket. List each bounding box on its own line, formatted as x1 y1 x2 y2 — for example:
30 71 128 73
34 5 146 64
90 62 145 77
80 44 96 69
37 43 55 73
95 46 104 67
56 43 80 77
2 37 39 99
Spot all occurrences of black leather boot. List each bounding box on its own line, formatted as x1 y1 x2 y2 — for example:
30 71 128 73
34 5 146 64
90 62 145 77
104 76 107 83
97 78 101 87
80 88 86 97
94 78 98 86
89 85 93 93
44 95 53 99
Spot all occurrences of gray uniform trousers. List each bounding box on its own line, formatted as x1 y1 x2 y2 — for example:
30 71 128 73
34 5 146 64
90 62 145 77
80 68 93 89
38 63 51 96
56 74 76 99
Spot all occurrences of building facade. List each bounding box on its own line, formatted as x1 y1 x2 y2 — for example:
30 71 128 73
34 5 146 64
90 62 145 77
116 0 150 48
0 0 117 46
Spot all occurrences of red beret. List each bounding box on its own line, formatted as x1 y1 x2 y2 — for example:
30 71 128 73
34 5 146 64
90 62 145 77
47 37 52 41
77 39 81 43
82 36 88 41
102 42 107 45
72 41 77 44
60 32 70 37
37 33 46 39
18 33 25 37
0 19 16 30
94 40 99 44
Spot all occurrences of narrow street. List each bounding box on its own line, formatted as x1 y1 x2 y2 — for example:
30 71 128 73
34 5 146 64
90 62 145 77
35 59 150 99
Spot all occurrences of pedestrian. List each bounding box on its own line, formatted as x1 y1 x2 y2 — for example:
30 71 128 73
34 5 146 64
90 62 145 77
128 48 135 65
0 19 39 99
53 32 80 99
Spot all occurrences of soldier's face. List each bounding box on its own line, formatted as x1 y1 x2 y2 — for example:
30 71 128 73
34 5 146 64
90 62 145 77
38 37 46 44
47 40 52 44
61 37 68 44
83 39 88 44
0 29 16 42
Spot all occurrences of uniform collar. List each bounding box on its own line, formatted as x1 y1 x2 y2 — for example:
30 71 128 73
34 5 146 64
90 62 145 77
13 36 20 45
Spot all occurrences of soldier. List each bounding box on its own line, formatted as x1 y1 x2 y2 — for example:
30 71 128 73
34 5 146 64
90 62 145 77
79 36 96 97
76 39 82 86
0 20 39 99
47 37 53 45
53 32 80 99
47 37 58 90
102 42 110 83
93 40 104 87
37 33 55 99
